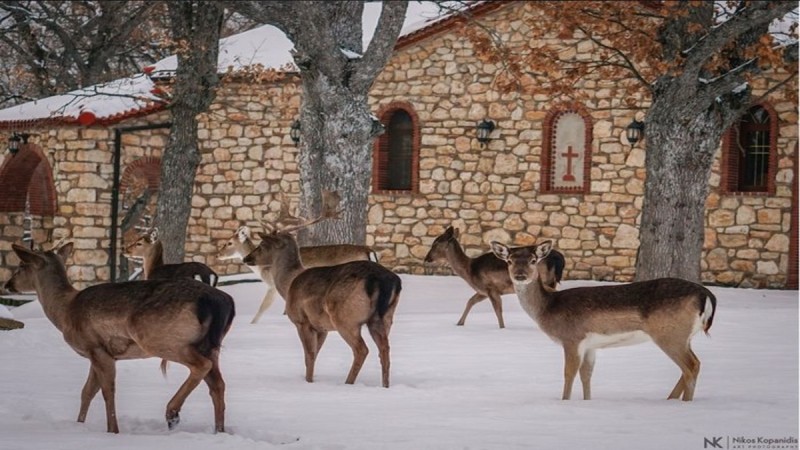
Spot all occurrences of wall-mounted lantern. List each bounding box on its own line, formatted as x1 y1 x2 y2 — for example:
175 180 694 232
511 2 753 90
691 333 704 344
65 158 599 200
476 118 496 147
290 120 301 145
7 133 29 156
626 119 645 146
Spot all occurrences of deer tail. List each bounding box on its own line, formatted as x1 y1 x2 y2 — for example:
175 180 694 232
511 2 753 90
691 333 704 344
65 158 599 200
366 271 401 318
194 289 236 356
701 289 717 336
368 249 380 263
160 359 168 378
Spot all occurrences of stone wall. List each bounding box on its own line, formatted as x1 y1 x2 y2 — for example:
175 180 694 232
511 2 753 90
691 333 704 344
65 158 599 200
0 2 795 289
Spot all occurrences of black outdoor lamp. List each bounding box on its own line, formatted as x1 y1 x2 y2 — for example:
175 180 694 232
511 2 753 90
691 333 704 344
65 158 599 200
7 133 28 156
290 120 301 145
476 118 495 147
626 119 645 146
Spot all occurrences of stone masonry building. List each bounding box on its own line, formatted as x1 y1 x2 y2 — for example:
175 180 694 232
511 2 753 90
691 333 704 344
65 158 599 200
0 1 796 289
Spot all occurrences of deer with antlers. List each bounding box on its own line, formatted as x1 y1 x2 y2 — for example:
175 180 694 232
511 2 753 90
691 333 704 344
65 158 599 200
242 192 402 387
4 241 235 433
424 226 565 329
217 192 378 323
491 240 716 401
125 227 218 286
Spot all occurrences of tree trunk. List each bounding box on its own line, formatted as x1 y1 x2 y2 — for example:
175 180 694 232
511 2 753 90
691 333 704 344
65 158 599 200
634 98 723 282
296 81 374 246
155 1 223 263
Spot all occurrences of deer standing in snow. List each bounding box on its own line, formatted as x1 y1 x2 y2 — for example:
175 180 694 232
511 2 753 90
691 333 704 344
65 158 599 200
242 195 401 387
491 240 716 401
4 242 235 433
424 226 564 328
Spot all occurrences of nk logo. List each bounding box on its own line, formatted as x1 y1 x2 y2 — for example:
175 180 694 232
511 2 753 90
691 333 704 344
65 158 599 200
704 437 724 449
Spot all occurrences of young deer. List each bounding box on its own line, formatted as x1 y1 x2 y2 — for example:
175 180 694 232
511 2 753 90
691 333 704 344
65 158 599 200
424 226 565 329
217 225 377 323
4 243 235 433
125 228 218 286
243 229 401 388
491 240 716 401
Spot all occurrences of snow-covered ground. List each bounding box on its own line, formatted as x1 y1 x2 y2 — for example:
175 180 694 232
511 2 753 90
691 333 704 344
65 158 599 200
0 274 797 450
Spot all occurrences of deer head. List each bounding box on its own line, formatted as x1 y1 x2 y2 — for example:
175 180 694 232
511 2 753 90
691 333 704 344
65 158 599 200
491 240 553 286
217 226 253 261
423 226 461 264
5 243 74 294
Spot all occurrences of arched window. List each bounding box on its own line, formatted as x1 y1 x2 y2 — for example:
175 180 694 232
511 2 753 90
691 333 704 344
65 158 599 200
373 103 420 193
541 105 593 194
722 104 778 194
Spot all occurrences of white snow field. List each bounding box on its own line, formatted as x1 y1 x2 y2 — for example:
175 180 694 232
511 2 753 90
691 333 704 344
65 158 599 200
0 274 797 450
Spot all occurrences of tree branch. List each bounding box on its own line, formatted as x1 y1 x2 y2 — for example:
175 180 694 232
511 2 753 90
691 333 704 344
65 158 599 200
350 0 408 93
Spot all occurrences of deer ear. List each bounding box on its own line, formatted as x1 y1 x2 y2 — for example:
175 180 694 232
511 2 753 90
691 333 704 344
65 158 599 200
535 240 553 260
12 244 44 266
452 227 460 239
444 226 454 236
237 226 251 242
56 242 74 261
490 241 510 261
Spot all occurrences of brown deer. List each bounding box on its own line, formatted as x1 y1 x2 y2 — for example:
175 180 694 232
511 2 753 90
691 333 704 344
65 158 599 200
4 243 235 433
125 228 218 286
490 240 716 402
217 224 377 323
424 226 565 329
242 204 401 388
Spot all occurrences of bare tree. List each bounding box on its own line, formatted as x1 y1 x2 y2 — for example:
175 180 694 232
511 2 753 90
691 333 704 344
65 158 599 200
0 0 170 107
464 1 798 282
223 0 409 246
154 0 224 263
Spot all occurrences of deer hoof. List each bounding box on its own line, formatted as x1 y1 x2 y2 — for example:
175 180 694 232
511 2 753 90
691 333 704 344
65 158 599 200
167 411 180 430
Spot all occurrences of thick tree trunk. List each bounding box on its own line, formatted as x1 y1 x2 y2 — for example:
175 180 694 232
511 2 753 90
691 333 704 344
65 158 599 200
634 101 723 282
296 83 374 246
155 1 222 263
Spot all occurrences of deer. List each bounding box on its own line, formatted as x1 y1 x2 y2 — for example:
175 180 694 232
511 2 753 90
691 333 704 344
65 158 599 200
423 226 565 329
242 195 401 388
217 225 377 324
4 242 235 433
125 227 219 287
490 239 717 402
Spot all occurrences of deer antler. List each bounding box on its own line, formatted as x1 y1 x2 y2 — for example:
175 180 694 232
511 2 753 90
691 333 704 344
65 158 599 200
278 190 342 234
258 190 342 235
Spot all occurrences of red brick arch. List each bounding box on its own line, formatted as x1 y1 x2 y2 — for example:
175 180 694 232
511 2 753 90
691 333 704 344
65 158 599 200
372 101 421 193
119 156 162 200
0 143 56 216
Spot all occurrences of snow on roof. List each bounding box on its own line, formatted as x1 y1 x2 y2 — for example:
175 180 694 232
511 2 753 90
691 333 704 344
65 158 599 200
148 1 452 76
0 74 166 129
0 1 454 129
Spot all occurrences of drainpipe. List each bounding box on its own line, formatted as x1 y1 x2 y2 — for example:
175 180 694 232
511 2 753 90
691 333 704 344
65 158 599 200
110 122 171 282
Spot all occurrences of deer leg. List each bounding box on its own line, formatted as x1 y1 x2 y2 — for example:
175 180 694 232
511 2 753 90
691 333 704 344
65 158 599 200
655 339 699 402
457 293 487 326
165 349 213 430
579 349 596 400
203 349 226 433
316 330 328 353
251 287 277 324
77 366 100 423
562 344 582 400
88 350 119 434
337 326 369 385
295 323 319 383
367 320 391 388
487 291 505 329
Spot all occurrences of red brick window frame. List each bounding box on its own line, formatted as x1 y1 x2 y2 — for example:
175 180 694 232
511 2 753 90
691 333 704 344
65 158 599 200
720 103 778 195
372 102 420 194
540 103 593 194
